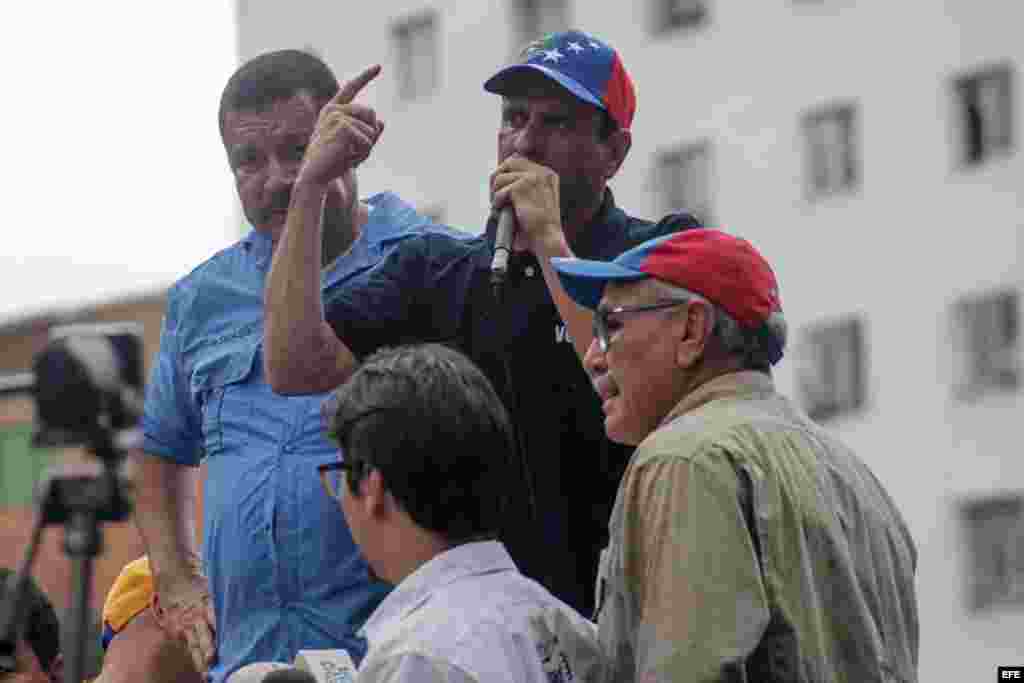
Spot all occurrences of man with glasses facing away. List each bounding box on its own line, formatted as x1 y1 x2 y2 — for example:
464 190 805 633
551 229 919 682
318 343 606 683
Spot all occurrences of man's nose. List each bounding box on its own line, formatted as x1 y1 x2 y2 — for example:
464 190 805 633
583 336 606 378
512 120 542 158
266 156 299 192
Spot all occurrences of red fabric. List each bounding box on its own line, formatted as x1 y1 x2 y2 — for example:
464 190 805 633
640 229 781 327
603 55 636 131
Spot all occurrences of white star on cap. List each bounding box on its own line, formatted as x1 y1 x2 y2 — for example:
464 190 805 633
567 41 585 53
542 48 563 62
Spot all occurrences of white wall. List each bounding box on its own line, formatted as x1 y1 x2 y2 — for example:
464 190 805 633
237 1 1024 677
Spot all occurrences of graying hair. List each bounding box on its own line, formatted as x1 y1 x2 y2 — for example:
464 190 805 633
650 280 787 369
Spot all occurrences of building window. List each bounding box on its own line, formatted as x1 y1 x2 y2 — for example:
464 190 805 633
802 102 859 199
511 0 569 49
795 316 865 422
954 63 1014 168
951 289 1019 399
961 494 1024 611
653 0 708 34
655 141 713 225
392 10 439 101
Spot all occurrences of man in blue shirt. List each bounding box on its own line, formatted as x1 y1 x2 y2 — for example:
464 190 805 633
132 50 451 683
263 31 701 615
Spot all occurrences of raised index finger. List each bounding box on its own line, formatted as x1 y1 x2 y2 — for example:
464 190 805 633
332 64 382 106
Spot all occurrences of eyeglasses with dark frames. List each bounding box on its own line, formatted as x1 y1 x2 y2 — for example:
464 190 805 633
317 460 361 501
592 299 692 352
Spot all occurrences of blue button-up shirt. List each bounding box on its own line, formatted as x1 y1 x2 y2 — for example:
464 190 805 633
142 193 455 682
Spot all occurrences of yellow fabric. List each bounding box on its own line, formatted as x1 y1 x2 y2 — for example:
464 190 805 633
102 557 154 632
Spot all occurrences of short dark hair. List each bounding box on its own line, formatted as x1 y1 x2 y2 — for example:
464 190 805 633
0 568 60 672
218 49 339 141
326 344 515 544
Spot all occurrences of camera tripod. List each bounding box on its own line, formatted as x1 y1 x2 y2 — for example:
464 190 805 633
0 429 132 683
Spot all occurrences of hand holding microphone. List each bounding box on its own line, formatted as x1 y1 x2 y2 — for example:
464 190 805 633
489 155 566 299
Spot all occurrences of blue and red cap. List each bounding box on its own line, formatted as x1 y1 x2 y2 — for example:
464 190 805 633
552 229 786 364
484 30 636 131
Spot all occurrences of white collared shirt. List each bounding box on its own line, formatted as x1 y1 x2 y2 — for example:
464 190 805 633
357 541 605 683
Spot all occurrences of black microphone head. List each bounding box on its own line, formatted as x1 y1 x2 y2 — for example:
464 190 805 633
262 669 317 683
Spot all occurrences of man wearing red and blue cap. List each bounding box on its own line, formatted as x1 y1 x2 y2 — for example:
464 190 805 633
551 229 920 682
485 29 638 252
263 30 701 615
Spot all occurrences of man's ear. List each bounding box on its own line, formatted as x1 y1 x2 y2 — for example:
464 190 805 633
603 129 632 182
46 652 63 683
675 301 714 369
150 594 168 631
361 469 391 520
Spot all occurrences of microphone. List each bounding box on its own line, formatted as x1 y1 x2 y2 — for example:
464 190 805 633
263 669 317 683
293 649 358 683
490 206 517 302
225 662 291 683
226 650 357 683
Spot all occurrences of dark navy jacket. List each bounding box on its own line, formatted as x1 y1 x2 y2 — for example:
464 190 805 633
326 191 700 615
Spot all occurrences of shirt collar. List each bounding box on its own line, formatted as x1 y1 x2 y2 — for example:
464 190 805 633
569 188 623 259
242 191 424 273
361 191 427 245
662 371 776 427
360 541 516 643
241 227 275 269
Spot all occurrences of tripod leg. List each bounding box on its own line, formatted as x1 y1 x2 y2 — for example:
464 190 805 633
0 509 48 672
63 510 101 683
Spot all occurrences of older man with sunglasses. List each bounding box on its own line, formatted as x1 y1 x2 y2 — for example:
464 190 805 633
552 229 920 683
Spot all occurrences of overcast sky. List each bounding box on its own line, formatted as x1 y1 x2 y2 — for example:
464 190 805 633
1 3 239 323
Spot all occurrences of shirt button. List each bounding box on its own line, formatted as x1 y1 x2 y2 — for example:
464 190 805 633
524 266 536 277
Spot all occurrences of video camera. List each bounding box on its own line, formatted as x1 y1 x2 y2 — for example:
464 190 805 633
31 321 145 454
0 321 144 683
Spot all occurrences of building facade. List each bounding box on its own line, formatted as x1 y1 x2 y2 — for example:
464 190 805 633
235 1 1024 678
